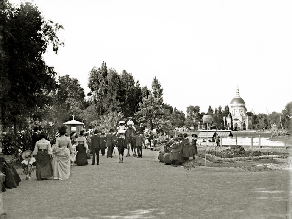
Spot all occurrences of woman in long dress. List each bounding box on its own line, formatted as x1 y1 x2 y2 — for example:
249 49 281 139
52 126 73 180
33 132 53 180
75 130 88 166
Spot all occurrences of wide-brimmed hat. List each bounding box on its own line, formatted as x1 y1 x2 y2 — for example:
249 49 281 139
119 121 125 125
22 150 32 160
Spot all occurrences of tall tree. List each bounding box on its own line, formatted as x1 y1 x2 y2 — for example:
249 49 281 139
282 101 292 131
135 77 170 131
185 105 200 129
88 61 109 115
53 75 85 125
0 1 63 134
152 76 163 104
119 70 138 117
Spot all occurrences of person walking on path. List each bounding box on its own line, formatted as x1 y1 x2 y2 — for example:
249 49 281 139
75 130 89 166
91 129 100 165
100 133 106 156
125 123 136 157
52 126 73 180
116 131 126 163
191 134 198 160
135 132 145 158
70 132 78 166
106 129 115 158
148 133 153 150
32 132 53 180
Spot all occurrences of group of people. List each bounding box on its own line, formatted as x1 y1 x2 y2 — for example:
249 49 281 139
22 119 146 181
89 120 145 164
162 133 198 166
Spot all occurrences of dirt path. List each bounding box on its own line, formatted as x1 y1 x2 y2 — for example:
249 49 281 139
3 148 291 219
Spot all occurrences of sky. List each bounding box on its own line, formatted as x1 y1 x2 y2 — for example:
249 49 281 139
10 0 292 115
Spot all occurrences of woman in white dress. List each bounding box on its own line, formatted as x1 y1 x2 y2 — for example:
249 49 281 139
52 126 73 180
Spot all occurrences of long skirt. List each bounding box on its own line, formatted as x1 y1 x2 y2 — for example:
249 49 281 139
1 162 21 191
75 145 88 166
36 151 53 180
52 148 71 180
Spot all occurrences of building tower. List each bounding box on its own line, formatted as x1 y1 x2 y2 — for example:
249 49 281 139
229 86 248 130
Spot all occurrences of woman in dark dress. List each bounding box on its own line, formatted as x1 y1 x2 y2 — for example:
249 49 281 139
0 157 21 191
75 130 88 166
32 132 53 180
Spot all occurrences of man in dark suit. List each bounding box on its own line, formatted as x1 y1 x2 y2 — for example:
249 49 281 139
91 129 100 165
31 127 40 151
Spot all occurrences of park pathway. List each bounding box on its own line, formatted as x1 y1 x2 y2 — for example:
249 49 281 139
3 148 291 219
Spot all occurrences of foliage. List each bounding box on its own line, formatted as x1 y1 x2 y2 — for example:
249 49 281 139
1 130 32 155
282 101 292 132
135 77 171 132
185 105 201 129
49 75 86 125
88 63 144 118
0 1 63 133
90 111 124 133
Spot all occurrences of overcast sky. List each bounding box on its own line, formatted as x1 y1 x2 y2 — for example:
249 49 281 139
11 0 292 115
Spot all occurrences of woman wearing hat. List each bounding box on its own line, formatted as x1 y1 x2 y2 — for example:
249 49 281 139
52 126 73 180
32 132 53 180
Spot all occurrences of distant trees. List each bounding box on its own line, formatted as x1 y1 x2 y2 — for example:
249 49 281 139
87 62 145 119
185 105 201 130
135 77 171 132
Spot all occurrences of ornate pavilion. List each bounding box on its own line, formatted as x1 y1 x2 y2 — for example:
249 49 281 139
227 86 249 130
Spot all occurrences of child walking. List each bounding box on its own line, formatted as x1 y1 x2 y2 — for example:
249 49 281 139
21 150 36 180
116 131 126 163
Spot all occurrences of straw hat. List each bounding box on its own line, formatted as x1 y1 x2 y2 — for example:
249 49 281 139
22 150 32 160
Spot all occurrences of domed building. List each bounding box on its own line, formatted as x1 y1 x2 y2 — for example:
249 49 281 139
229 86 248 130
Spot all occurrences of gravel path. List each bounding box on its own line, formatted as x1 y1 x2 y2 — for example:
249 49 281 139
3 148 291 219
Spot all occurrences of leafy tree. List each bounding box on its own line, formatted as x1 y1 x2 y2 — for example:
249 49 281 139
163 103 173 114
257 114 269 130
152 76 163 104
88 61 109 115
135 77 170 132
268 112 282 129
0 1 63 135
118 70 141 117
214 106 224 129
170 108 185 128
207 106 214 115
52 75 85 125
185 105 200 129
141 86 151 99
282 101 292 132
90 111 124 133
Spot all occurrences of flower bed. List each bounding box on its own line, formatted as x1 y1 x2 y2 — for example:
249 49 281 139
198 145 289 160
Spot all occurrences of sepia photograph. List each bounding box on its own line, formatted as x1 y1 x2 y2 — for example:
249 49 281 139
0 0 291 218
